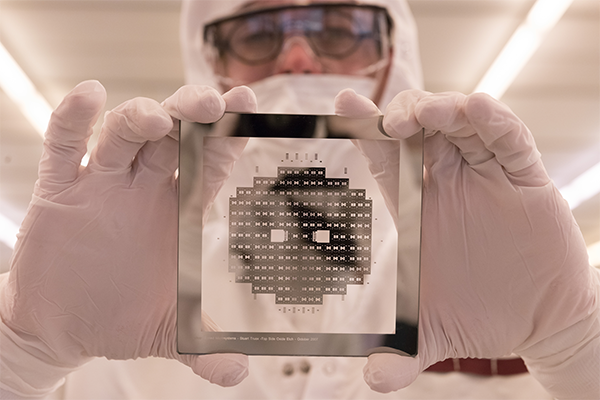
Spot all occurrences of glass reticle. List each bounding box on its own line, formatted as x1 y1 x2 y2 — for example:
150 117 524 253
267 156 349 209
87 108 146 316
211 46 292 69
177 115 422 357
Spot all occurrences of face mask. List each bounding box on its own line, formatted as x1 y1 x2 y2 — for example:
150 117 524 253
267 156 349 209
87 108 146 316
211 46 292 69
247 74 378 114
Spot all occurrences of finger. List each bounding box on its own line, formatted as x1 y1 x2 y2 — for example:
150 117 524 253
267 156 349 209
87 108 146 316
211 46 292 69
223 86 257 113
465 93 548 184
180 353 249 387
334 89 381 118
363 353 421 393
37 80 106 194
388 91 486 178
416 91 549 186
414 92 495 167
413 91 469 134
382 89 430 139
162 85 226 123
88 97 173 172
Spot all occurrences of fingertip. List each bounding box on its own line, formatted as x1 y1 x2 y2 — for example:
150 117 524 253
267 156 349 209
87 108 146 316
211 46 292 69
334 88 381 118
135 101 173 141
163 85 226 123
70 79 106 98
48 80 107 140
363 353 421 393
65 80 107 117
107 98 173 143
381 89 428 139
223 86 257 113
382 114 421 140
189 353 249 387
414 91 467 133
216 356 250 387
466 91 496 107
463 92 503 123
38 80 108 193
197 87 227 122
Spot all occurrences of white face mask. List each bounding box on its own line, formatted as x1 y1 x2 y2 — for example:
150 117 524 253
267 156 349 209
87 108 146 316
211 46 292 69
248 74 378 115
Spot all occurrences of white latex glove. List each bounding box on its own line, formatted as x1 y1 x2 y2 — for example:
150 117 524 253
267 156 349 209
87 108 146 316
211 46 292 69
335 89 600 399
0 81 257 398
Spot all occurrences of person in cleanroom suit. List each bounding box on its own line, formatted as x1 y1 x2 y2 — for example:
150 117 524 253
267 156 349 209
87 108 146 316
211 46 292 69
1 0 598 399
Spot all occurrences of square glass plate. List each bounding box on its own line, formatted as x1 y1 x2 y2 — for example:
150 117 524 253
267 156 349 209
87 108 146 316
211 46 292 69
177 113 422 357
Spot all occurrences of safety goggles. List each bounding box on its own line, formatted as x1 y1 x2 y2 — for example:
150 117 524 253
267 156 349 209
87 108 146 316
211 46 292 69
204 3 392 66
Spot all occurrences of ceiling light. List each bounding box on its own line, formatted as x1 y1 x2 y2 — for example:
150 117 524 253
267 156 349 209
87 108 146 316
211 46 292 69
474 0 574 99
588 241 600 267
0 41 52 138
0 213 19 250
559 161 600 210
1 41 94 167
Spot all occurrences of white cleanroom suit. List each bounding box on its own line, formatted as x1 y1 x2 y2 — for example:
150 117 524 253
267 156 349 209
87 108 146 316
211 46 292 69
1 0 598 399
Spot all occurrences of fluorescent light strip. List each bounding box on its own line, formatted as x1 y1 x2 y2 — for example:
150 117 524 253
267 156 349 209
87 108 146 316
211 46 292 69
1 41 95 167
474 0 574 99
588 241 600 268
0 213 19 250
559 161 600 210
0 41 52 138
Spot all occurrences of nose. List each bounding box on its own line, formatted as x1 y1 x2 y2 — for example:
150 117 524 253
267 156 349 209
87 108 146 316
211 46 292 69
274 36 323 75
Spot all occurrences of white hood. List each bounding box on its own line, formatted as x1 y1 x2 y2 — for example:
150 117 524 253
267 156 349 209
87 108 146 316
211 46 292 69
180 0 423 111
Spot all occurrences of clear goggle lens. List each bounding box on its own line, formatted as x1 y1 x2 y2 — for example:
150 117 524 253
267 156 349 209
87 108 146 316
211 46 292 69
204 4 391 66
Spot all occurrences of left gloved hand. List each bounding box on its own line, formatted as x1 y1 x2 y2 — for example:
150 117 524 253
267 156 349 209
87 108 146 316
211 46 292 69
0 82 257 398
335 89 600 400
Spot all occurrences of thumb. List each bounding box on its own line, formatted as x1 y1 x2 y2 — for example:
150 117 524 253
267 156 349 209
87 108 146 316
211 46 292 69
363 353 421 393
180 353 249 387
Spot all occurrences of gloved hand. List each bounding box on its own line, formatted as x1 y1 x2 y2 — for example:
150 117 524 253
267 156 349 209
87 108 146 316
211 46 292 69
0 81 257 398
335 89 600 399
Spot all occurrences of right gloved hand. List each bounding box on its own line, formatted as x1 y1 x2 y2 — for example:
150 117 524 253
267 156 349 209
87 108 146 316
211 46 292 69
0 81 256 398
335 89 600 400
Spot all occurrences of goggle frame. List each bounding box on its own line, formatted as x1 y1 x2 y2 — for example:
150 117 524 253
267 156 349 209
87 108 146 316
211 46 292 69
203 3 393 66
